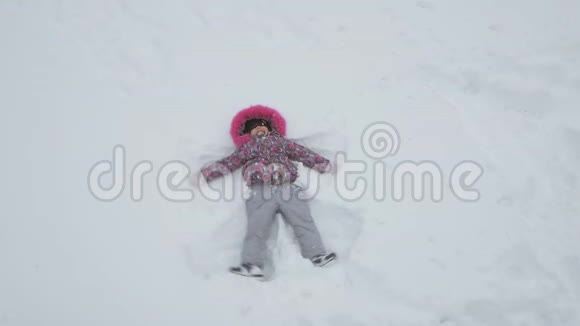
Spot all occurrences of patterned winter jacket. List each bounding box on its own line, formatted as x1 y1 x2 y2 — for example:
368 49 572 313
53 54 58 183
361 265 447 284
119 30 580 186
201 131 330 186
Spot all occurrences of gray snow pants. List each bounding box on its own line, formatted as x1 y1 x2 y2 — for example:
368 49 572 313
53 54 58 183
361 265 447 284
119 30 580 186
241 183 326 266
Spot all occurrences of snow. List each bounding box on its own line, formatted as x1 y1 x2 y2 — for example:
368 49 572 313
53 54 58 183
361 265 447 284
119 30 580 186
1 0 580 325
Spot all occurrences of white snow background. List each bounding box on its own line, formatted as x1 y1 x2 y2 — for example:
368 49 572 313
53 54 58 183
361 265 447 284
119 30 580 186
1 1 580 325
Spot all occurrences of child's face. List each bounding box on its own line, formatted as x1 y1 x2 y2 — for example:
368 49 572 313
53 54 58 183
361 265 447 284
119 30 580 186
250 125 270 137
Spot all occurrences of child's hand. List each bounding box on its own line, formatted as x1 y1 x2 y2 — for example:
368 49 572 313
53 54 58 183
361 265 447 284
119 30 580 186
314 161 337 175
190 170 204 190
326 162 338 175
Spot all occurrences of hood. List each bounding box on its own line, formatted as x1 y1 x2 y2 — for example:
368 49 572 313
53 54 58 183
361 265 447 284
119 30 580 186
230 105 287 147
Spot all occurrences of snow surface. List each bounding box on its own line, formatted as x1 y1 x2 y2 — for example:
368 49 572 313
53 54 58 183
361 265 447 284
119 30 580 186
1 1 580 325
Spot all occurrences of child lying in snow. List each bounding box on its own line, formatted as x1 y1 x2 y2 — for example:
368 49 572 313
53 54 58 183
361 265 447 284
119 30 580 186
199 105 337 279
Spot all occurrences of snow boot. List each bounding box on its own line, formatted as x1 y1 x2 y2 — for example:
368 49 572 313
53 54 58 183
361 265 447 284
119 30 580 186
229 263 265 279
311 252 337 267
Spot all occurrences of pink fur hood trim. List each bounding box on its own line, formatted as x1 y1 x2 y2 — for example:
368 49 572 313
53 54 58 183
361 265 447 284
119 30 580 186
230 105 287 147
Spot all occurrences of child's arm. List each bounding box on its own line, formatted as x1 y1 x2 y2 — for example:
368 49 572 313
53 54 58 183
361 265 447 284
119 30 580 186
284 139 331 173
201 144 252 182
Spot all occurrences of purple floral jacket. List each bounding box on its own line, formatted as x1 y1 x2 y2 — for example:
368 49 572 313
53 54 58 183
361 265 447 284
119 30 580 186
202 131 330 186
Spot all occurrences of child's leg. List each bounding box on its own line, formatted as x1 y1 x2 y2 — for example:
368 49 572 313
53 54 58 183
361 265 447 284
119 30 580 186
241 187 278 267
278 187 326 259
